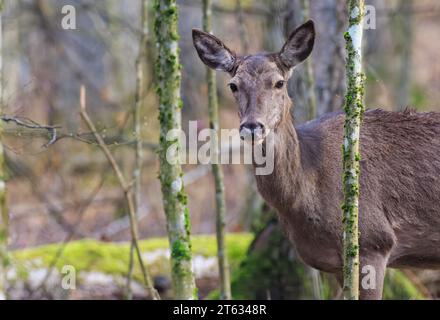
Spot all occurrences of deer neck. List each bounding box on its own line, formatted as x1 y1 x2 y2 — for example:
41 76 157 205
254 116 309 213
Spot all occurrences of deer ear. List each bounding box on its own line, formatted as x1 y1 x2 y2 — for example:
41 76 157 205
192 29 236 73
278 20 315 69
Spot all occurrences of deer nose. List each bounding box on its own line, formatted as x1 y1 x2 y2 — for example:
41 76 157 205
239 122 265 141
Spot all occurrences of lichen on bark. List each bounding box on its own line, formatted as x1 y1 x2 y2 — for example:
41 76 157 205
154 0 197 300
341 0 365 300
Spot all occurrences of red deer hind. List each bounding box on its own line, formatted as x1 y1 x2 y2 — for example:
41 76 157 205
192 20 440 299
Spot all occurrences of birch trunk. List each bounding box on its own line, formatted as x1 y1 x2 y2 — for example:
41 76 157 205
154 0 197 300
202 0 231 300
341 0 365 300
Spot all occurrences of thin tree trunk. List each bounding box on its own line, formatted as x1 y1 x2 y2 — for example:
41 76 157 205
147 2 155 79
202 0 231 300
265 0 285 51
300 1 321 299
0 0 8 301
125 0 150 300
395 0 413 110
310 0 347 115
134 0 149 232
154 0 197 300
283 0 318 123
341 0 365 300
107 0 126 102
300 0 317 121
125 240 135 299
235 0 249 53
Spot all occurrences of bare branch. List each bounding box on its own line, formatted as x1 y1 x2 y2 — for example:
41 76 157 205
79 85 160 300
0 115 58 147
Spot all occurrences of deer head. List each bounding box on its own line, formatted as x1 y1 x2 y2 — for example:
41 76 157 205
192 20 315 144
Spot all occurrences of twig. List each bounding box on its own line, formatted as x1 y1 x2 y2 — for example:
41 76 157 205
79 85 160 300
124 240 135 300
0 115 58 147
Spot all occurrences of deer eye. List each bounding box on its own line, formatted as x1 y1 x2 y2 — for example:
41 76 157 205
228 83 238 93
275 80 285 89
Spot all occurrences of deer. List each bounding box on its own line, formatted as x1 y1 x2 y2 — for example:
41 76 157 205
192 20 440 300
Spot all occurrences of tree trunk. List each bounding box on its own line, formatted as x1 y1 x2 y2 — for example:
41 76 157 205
125 0 150 301
107 0 126 103
395 0 413 110
310 0 347 115
202 0 231 300
133 0 151 241
284 0 317 122
264 0 286 52
341 0 365 300
154 0 197 300
235 0 249 53
299 0 317 121
0 0 9 301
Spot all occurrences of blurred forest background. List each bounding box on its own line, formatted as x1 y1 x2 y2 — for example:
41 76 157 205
1 0 440 299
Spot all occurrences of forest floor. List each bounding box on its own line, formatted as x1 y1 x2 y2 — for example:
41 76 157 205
8 234 253 300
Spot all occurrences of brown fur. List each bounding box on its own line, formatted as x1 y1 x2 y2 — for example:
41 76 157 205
256 108 440 298
193 21 440 299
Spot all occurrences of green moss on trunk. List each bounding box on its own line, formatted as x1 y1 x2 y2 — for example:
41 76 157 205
341 0 365 300
154 0 196 299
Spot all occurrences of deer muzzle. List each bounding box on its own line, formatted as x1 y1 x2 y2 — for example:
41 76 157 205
240 121 266 143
